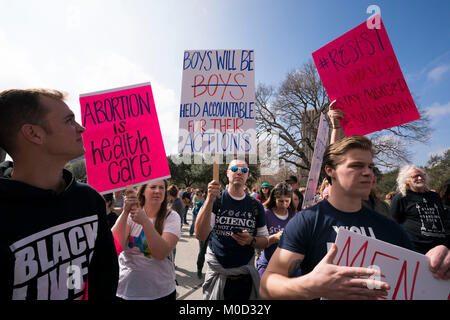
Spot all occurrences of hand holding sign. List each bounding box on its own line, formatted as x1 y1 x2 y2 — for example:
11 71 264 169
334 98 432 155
308 243 390 300
333 228 450 300
327 100 346 128
206 180 221 202
123 188 139 216
426 245 450 280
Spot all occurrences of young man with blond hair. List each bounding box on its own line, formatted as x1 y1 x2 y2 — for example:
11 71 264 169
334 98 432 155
260 135 449 300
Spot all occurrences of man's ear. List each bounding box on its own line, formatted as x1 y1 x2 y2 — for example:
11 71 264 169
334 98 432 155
20 124 46 145
324 165 335 182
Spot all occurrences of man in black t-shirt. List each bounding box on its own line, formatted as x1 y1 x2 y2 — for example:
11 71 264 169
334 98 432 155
0 89 118 300
260 136 450 300
391 165 449 254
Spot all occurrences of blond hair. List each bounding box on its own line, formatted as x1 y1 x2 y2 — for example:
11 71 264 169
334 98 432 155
318 178 329 194
322 135 374 184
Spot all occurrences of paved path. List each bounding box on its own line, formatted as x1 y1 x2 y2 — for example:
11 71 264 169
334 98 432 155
175 209 205 300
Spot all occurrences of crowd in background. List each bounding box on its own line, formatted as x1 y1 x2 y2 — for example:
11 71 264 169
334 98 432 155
97 168 450 299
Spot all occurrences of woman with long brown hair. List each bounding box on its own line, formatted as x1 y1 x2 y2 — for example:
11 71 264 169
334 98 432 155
112 180 181 300
256 182 296 277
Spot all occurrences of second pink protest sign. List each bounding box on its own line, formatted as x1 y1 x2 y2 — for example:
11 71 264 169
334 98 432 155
312 15 420 136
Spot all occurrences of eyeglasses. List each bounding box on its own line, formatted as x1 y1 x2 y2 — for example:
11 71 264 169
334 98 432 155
230 166 249 174
409 174 425 180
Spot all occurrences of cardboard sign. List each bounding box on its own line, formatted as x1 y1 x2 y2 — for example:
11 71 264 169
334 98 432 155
334 228 449 300
312 15 420 136
80 83 170 194
302 113 329 208
179 49 256 154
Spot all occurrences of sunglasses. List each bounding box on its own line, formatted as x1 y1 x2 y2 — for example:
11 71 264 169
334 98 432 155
230 166 249 174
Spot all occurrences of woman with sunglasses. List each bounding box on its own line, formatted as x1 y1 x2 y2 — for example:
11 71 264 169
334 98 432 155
256 182 271 204
256 182 296 277
112 180 181 300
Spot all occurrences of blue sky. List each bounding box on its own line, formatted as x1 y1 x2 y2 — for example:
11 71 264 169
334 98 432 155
0 0 449 168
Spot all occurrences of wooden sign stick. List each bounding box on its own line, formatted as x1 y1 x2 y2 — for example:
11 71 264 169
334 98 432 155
213 153 219 182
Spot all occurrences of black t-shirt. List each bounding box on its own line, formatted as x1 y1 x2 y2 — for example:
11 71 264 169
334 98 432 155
106 211 119 230
390 190 449 254
279 199 413 276
0 165 119 300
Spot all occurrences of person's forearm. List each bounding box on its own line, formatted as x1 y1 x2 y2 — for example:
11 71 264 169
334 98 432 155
195 197 214 240
267 234 279 247
111 210 129 250
330 126 344 145
260 271 315 300
254 236 269 249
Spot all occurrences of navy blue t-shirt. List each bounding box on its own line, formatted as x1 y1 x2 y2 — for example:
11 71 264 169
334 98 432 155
209 190 266 268
279 199 413 276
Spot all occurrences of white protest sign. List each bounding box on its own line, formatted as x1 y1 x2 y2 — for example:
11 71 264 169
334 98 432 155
178 49 256 155
334 228 450 300
302 113 329 208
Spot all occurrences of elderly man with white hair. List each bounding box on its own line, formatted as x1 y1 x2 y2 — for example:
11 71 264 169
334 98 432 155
391 165 449 254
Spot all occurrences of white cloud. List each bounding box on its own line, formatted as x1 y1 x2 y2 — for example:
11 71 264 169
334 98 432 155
0 36 180 157
0 30 45 89
428 147 448 159
424 101 450 118
427 64 450 82
70 51 180 156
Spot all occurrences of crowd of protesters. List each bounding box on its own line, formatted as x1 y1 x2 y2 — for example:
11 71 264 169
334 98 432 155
0 89 448 301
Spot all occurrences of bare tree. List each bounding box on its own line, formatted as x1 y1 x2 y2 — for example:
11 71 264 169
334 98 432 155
256 60 330 183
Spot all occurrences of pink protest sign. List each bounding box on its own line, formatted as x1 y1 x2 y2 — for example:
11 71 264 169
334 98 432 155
312 15 420 136
80 83 170 194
